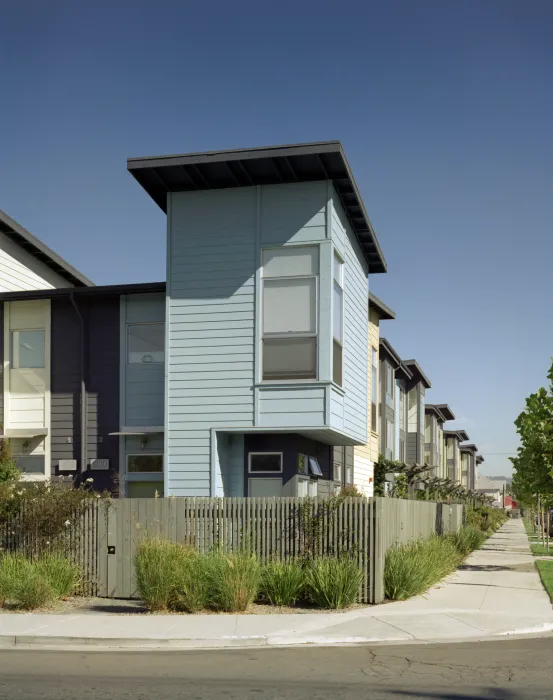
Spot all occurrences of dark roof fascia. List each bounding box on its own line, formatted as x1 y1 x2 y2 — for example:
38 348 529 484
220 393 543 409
434 404 456 421
403 359 431 389
444 429 471 442
476 455 485 464
0 209 93 287
0 281 166 303
396 361 413 381
379 338 402 369
460 443 478 454
368 292 395 320
425 404 446 422
127 141 387 274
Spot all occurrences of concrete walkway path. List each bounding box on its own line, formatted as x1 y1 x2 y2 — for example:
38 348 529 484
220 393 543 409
0 519 551 650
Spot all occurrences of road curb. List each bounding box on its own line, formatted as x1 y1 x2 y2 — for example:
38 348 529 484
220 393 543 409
2 627 553 652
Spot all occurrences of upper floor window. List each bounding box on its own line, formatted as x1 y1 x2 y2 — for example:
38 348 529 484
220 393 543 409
11 330 45 369
128 323 165 364
386 364 394 400
385 420 394 459
425 414 432 443
371 347 378 432
332 252 343 386
262 247 318 380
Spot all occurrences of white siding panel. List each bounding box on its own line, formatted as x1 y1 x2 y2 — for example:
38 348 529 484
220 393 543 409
0 232 71 292
354 454 374 496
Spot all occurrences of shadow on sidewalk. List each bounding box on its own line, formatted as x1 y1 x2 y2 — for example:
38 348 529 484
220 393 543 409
390 689 519 699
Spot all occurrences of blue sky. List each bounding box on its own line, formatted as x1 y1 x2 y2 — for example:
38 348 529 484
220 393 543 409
1 1 552 476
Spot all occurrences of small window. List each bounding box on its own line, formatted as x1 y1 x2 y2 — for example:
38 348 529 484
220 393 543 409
298 454 309 475
128 324 164 364
371 347 378 432
128 455 163 473
308 457 323 477
11 330 45 369
386 365 394 398
249 453 283 473
127 481 164 498
14 455 45 474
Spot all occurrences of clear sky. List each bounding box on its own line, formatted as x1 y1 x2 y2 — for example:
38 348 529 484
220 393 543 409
1 1 552 477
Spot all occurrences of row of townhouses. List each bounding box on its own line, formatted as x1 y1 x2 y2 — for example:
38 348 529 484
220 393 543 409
0 142 482 497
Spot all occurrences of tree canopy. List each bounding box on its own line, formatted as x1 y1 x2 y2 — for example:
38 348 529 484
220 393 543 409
510 359 553 508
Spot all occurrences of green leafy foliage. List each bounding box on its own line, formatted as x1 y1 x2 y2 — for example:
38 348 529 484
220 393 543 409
304 557 363 609
0 440 20 485
260 560 305 607
510 360 553 509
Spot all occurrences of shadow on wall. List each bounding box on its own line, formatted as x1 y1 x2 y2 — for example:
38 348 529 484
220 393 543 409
169 183 329 301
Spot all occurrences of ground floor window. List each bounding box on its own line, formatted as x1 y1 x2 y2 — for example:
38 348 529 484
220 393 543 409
13 454 45 474
126 454 163 497
248 453 283 473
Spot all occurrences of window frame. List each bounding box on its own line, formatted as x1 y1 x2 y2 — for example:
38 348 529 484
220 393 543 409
10 329 46 369
261 246 319 382
126 454 164 483
371 347 378 433
126 322 165 365
248 452 283 474
332 251 344 386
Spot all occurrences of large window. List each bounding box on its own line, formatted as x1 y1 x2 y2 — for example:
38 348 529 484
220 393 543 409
425 414 432 443
399 386 406 431
126 454 164 497
332 252 343 386
371 347 378 432
262 247 318 380
128 455 163 473
128 324 164 364
11 330 45 369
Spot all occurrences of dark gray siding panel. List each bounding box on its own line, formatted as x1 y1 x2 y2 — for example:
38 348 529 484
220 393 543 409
50 297 120 493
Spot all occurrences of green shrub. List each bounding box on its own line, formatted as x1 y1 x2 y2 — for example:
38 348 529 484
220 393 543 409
207 551 261 612
134 538 190 611
15 572 55 610
35 555 81 599
466 506 507 535
385 536 461 601
260 560 305 607
305 557 363 609
0 553 33 606
171 552 211 613
450 526 486 556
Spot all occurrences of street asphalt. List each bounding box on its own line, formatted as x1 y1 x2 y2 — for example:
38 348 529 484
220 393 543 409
0 638 551 699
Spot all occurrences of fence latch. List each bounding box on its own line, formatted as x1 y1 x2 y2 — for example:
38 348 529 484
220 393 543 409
108 546 116 555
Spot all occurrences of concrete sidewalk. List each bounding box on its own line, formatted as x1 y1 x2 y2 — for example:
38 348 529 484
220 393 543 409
0 519 551 650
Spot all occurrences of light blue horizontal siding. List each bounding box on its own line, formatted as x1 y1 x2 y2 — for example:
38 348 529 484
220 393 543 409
331 189 369 444
329 387 345 432
261 182 327 244
167 188 257 495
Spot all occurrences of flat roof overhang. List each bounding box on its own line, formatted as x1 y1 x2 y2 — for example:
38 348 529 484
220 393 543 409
444 429 471 442
369 292 395 320
0 281 166 303
434 404 456 421
127 141 387 274
403 359 432 389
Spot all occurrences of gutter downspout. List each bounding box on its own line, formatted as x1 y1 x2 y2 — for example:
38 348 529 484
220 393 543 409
70 292 87 475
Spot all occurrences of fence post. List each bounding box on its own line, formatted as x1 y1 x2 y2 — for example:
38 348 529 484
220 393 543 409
372 498 385 604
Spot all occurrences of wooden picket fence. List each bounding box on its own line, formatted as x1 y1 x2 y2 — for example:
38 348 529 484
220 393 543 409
1 497 464 604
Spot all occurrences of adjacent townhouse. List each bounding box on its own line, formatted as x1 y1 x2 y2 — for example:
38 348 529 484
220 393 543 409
402 360 431 466
377 338 412 462
352 293 395 496
460 443 478 490
443 429 470 483
0 210 93 477
424 403 455 478
1 142 390 496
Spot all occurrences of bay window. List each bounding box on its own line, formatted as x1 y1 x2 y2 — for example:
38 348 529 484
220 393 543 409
262 247 318 380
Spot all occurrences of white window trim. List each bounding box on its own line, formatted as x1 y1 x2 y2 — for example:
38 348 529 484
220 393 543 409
260 245 319 383
248 451 283 474
126 322 165 365
126 453 164 482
